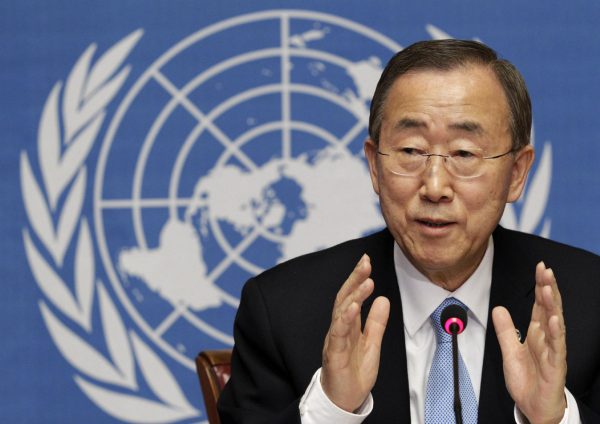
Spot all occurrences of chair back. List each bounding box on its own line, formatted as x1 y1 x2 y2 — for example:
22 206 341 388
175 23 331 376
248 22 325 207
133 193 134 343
195 349 232 424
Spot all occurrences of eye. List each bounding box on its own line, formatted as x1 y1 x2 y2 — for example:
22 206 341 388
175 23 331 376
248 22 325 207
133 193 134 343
451 149 478 159
398 147 425 156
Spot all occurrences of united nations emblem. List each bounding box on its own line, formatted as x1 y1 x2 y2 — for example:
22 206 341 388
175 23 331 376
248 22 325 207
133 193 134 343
20 10 552 422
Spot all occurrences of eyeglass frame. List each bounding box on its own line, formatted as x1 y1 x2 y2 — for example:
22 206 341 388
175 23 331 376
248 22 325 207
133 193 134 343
376 147 517 179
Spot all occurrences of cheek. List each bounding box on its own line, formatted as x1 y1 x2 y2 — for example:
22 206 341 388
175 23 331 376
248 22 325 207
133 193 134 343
461 175 511 225
376 178 414 220
379 177 417 206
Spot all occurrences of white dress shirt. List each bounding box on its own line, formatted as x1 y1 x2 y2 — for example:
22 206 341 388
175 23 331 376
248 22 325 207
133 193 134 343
299 237 580 423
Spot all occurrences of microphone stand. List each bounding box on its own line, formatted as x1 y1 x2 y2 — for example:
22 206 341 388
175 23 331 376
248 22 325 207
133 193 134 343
451 330 463 424
441 303 468 424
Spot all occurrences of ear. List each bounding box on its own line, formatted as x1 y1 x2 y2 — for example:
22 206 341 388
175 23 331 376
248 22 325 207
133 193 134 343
507 145 534 203
364 138 381 195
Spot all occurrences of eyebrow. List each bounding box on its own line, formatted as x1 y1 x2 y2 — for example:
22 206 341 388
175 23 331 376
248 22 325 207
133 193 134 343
448 121 484 135
393 118 428 130
393 118 485 136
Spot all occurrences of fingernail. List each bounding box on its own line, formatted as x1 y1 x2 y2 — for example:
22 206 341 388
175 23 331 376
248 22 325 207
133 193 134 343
356 255 365 268
360 253 368 265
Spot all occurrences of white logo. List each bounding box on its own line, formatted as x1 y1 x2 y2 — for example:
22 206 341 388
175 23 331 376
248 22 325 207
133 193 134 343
21 11 552 423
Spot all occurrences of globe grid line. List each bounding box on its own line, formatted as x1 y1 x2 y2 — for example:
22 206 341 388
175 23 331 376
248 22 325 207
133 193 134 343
99 197 194 208
154 304 235 346
151 297 238 350
340 120 366 147
204 225 262 284
151 70 259 171
181 308 235 345
154 304 183 337
280 13 292 160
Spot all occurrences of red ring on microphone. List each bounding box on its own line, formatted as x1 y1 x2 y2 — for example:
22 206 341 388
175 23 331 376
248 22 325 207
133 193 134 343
444 317 465 334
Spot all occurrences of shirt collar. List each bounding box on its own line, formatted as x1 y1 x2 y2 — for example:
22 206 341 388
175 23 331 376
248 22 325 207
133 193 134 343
394 237 494 338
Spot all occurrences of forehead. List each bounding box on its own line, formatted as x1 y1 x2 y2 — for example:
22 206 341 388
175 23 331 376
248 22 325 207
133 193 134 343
382 65 510 136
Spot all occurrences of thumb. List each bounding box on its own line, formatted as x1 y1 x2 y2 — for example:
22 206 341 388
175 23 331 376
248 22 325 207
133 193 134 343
492 306 521 358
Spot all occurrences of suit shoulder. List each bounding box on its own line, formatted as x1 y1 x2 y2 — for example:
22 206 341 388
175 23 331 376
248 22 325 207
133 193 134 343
494 226 600 268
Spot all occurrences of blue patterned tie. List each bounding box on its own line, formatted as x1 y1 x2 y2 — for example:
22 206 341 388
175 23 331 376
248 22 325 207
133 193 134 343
424 297 478 423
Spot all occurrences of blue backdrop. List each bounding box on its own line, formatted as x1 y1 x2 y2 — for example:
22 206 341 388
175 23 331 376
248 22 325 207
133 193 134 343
2 1 600 422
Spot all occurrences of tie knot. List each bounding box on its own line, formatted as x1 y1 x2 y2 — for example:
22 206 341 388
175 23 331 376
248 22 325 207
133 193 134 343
430 297 468 343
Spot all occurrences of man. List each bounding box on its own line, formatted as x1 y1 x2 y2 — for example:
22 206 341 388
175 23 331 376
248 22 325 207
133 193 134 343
218 40 600 423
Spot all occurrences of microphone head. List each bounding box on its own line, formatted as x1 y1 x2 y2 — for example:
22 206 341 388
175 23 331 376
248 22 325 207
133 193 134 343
440 304 468 335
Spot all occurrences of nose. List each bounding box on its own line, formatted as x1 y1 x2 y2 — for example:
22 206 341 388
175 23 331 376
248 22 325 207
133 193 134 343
418 155 454 203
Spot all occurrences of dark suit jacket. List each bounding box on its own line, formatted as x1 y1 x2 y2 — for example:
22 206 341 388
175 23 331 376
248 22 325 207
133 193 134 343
218 227 600 423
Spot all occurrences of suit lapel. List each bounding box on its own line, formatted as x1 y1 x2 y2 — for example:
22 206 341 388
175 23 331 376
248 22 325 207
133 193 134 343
363 230 412 422
478 227 536 423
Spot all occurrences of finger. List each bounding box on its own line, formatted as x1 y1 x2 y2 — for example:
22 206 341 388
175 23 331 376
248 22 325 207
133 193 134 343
532 262 562 325
541 283 562 325
532 262 547 321
542 285 567 367
336 278 375 321
363 296 390 350
328 277 374 346
531 262 547 323
327 262 375 356
327 301 361 353
335 254 371 308
334 289 365 335
526 320 548 370
547 314 567 367
537 267 565 342
541 267 563 315
535 261 546 284
536 263 563 309
492 306 522 359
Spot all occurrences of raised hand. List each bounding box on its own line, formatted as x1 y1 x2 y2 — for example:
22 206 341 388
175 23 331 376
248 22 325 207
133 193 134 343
320 254 391 412
492 261 567 424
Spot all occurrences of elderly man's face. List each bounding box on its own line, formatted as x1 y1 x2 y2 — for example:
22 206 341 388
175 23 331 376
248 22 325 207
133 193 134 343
365 65 534 289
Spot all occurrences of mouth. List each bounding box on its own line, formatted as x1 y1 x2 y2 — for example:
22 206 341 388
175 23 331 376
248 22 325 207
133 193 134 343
416 219 455 229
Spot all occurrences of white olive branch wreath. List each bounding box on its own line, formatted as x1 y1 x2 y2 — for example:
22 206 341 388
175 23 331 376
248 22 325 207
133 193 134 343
20 30 201 423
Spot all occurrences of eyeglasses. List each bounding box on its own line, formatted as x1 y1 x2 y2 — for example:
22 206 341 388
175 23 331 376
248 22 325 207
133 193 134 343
377 147 516 179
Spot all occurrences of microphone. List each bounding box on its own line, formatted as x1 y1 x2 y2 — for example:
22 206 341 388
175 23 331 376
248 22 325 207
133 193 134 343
440 304 468 424
441 304 468 336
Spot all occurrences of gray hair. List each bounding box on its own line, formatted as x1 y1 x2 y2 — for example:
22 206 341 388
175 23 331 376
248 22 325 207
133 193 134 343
368 39 532 150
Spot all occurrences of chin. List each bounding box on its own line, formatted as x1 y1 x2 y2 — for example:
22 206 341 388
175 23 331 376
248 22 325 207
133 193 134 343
403 244 456 268
417 254 458 271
